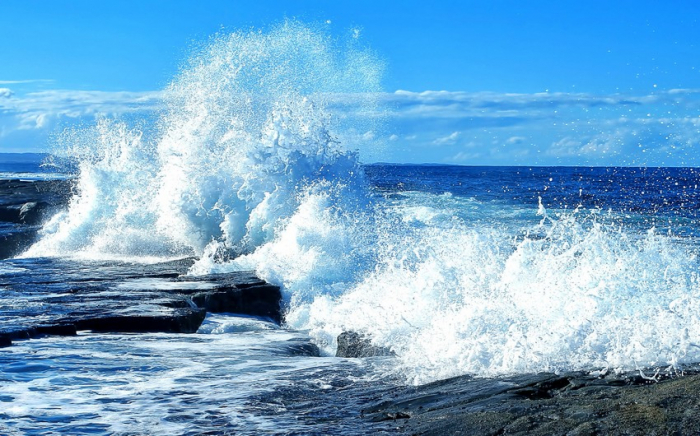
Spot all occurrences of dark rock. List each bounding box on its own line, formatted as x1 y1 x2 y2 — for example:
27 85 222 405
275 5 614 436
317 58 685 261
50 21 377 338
0 205 22 223
35 324 77 336
73 309 207 334
0 257 280 347
336 331 394 358
0 229 39 259
362 369 700 435
18 201 52 225
191 284 282 324
0 180 282 347
0 202 53 225
0 328 37 340
0 335 12 348
0 179 72 259
278 338 321 357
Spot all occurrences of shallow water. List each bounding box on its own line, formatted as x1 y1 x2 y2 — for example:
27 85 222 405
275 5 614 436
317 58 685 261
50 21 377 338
0 322 393 435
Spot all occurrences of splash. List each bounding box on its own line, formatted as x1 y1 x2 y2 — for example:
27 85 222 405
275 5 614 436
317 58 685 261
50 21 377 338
25 21 382 261
217 180 700 384
23 21 700 385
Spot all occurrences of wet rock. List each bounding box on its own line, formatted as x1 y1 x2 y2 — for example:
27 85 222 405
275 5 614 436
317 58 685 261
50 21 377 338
0 258 282 347
0 179 72 259
336 331 394 358
0 328 36 340
191 284 282 324
35 324 77 336
363 369 700 435
0 180 282 345
0 229 39 259
0 335 12 348
73 309 207 334
278 338 321 357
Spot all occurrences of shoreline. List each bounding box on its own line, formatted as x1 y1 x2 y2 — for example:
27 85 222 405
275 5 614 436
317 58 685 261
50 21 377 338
362 366 700 435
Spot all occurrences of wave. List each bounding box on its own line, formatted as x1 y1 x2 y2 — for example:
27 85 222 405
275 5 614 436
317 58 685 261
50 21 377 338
24 20 381 261
23 21 700 384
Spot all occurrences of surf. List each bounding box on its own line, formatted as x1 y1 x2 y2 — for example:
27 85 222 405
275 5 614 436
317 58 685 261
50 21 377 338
23 20 700 385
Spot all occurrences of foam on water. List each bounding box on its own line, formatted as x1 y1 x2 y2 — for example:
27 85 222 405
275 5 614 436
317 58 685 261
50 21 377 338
0 329 373 435
23 21 700 384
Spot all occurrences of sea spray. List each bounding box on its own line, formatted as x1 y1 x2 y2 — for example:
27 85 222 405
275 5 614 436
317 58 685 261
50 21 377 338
23 21 700 385
25 20 383 261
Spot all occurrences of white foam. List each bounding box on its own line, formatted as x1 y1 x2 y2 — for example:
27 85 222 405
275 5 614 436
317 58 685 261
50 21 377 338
25 21 381 263
0 265 28 275
21 21 700 385
113 278 217 291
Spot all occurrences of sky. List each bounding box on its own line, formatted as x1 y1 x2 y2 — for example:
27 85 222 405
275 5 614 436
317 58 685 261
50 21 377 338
1 0 700 166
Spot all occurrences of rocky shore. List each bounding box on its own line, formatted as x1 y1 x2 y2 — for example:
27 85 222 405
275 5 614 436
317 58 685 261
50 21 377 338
333 331 700 434
0 178 283 347
0 257 283 347
361 366 700 435
5 178 700 434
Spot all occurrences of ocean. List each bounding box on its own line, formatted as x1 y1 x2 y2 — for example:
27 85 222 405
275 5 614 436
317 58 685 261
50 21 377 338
3 158 700 434
3 22 700 435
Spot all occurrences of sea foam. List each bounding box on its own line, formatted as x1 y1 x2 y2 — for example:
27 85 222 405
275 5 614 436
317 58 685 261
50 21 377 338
24 21 700 384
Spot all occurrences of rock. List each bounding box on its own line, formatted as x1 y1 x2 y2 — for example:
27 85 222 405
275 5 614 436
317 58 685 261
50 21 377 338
0 229 39 259
35 324 77 336
73 309 207 334
0 180 283 346
0 257 282 347
336 331 394 358
0 328 36 340
362 368 700 435
18 201 52 225
278 338 321 357
0 179 72 259
0 335 12 348
191 284 282 324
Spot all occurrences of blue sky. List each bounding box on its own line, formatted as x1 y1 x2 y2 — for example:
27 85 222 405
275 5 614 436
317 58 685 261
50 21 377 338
1 0 700 165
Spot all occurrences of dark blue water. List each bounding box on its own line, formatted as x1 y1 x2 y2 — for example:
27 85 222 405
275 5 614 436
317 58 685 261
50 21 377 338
366 165 700 217
0 154 65 181
366 165 700 237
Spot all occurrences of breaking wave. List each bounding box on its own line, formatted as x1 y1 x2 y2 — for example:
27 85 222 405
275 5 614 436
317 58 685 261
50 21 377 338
24 21 700 384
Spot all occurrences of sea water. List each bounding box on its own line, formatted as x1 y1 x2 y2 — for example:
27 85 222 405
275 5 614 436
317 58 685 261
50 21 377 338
3 20 700 434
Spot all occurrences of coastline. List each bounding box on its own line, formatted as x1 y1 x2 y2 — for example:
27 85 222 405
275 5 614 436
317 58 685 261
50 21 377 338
362 367 700 435
4 175 700 435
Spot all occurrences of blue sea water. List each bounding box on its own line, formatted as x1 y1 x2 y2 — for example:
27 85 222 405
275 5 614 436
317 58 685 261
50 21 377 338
0 155 66 181
3 162 700 434
3 21 700 434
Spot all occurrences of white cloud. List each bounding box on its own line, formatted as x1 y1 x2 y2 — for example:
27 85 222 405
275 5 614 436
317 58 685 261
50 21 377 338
432 131 461 145
0 79 53 85
447 150 482 163
542 117 700 166
0 89 162 152
505 136 526 145
2 85 700 165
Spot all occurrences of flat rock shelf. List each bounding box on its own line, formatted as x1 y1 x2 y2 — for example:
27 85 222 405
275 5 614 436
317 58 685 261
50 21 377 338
0 179 283 346
362 367 700 435
0 257 282 347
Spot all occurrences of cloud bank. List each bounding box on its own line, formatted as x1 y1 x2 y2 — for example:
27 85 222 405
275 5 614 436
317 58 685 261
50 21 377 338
1 85 698 166
0 89 162 152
